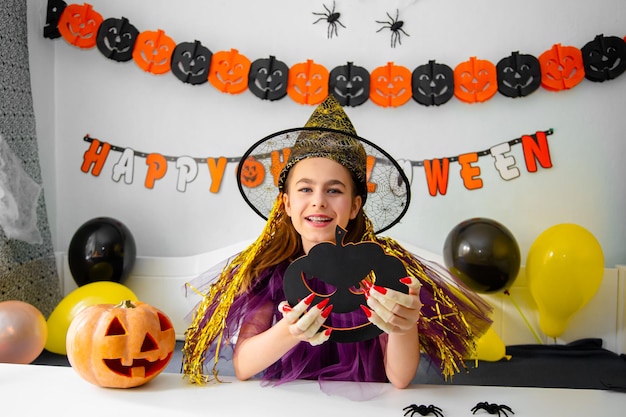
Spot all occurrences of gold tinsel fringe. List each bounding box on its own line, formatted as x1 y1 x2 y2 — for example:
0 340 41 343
182 195 285 384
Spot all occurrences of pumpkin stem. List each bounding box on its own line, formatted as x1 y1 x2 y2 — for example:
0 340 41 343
116 300 136 309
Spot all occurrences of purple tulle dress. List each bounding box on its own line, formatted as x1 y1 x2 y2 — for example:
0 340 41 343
184 246 493 388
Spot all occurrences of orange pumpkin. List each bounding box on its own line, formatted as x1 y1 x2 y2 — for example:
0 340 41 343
287 59 329 105
369 62 412 107
239 156 265 188
57 3 103 49
66 300 176 388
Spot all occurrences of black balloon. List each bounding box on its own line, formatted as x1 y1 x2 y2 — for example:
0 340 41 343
443 218 520 294
68 217 136 286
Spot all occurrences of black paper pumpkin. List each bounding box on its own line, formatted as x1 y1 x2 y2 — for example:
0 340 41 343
411 60 454 106
283 226 408 343
329 62 370 107
43 0 67 39
496 51 542 98
170 40 212 85
581 34 626 82
96 17 139 62
248 56 289 100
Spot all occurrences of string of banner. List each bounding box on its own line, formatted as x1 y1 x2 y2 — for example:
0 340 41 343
44 1 626 108
81 129 554 196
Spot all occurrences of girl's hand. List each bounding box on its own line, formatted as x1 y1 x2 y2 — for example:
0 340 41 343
362 276 422 334
278 293 333 346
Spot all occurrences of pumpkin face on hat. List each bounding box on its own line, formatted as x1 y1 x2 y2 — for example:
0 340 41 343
329 62 370 107
248 56 289 101
96 17 139 62
581 34 626 82
66 300 176 388
538 44 585 91
496 51 542 98
283 226 408 343
58 3 103 48
171 40 212 85
412 60 454 106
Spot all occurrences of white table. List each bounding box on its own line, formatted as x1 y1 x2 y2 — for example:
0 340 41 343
2 363 623 416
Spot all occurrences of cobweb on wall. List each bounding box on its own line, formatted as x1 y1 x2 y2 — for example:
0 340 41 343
0 0 61 317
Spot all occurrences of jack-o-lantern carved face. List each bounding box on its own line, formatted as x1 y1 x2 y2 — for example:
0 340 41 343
96 17 139 62
283 226 408 343
412 60 454 106
170 40 212 85
208 49 251 94
496 51 542 98
454 57 498 103
248 56 289 101
370 62 412 107
538 44 585 91
239 156 265 189
288 60 329 105
132 29 176 75
58 3 103 49
66 300 176 388
43 0 67 39
581 34 626 82
329 62 370 107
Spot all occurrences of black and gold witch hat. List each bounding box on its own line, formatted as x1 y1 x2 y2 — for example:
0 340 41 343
237 95 410 233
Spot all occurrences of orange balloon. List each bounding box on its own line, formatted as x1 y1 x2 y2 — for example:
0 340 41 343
0 301 48 363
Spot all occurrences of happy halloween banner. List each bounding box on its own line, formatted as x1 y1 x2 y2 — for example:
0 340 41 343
80 129 554 196
44 1 626 107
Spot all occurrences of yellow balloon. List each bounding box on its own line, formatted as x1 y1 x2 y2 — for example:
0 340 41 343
470 326 509 362
45 282 137 355
526 224 604 338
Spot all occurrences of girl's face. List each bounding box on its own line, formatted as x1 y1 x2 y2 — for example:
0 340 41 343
283 157 362 254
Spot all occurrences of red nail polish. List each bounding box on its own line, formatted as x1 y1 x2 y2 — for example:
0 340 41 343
281 304 292 313
324 328 332 336
303 293 316 305
316 298 330 309
373 285 387 295
360 304 372 318
400 277 413 285
321 305 333 318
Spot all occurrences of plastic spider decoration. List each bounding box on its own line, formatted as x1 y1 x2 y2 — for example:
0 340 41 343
312 1 346 39
471 402 515 417
376 9 409 48
403 404 444 417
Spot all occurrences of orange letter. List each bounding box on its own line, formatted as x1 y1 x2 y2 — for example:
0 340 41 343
522 131 553 172
365 155 377 193
458 153 483 190
145 153 167 189
207 157 227 193
81 139 110 176
270 148 290 186
423 158 450 196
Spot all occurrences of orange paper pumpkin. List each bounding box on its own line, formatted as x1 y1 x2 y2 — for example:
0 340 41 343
208 49 251 94
287 59 329 105
132 29 176 75
454 57 498 103
57 3 103 49
66 300 176 388
538 44 585 91
369 62 412 107
239 156 265 188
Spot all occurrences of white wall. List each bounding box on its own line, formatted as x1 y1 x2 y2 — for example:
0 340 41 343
25 0 626 352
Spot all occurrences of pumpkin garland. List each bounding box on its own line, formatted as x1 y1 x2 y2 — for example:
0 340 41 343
44 1 626 108
66 300 176 388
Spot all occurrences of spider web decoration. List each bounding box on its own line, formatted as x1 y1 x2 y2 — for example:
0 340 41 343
237 127 411 234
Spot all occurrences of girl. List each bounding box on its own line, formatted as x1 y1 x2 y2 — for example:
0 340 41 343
183 95 492 389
